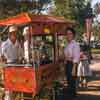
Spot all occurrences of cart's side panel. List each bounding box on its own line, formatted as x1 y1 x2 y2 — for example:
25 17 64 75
3 67 39 95
38 63 60 89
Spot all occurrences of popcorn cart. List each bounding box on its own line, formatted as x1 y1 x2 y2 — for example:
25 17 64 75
0 13 75 100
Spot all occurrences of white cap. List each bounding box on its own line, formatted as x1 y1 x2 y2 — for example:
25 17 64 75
23 26 30 35
9 25 18 33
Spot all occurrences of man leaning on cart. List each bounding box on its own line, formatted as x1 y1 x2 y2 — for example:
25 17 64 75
0 25 23 100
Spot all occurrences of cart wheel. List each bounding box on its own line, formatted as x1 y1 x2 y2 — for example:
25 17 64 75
47 88 55 100
1 93 5 100
10 92 21 100
33 95 40 100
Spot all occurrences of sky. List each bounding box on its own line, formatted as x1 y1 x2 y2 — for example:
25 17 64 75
91 0 100 22
91 0 100 7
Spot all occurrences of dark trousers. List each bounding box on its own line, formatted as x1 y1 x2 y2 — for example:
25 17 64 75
65 61 77 95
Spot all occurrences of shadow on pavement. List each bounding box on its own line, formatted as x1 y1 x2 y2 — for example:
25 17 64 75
76 76 100 100
76 94 100 100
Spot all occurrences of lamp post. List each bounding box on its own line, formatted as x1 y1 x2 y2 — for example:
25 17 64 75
84 3 94 63
85 7 93 43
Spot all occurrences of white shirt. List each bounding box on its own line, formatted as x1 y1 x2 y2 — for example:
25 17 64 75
0 42 2 57
64 40 80 63
24 40 29 63
1 39 23 63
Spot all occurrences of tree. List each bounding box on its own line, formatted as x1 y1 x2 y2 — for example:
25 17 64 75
50 0 93 34
51 0 74 19
0 0 52 19
94 2 100 15
93 23 100 40
92 2 100 41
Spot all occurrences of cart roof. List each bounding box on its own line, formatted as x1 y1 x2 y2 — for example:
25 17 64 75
0 13 75 26
0 13 31 26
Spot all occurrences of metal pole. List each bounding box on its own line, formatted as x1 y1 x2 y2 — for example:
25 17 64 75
85 18 92 63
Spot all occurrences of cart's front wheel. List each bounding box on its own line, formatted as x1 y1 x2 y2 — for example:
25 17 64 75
3 91 21 100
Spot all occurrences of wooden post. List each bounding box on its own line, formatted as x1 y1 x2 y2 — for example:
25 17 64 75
85 18 92 43
53 24 58 62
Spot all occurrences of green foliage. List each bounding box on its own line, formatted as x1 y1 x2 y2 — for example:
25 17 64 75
93 2 100 41
93 23 100 40
52 0 74 19
0 0 52 19
94 2 100 15
51 0 93 35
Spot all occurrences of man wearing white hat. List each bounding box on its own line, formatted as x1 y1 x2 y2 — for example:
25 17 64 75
23 26 31 63
1 25 24 100
1 25 23 64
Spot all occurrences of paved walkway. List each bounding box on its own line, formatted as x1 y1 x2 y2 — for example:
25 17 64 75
76 55 100 100
77 77 100 100
0 54 100 100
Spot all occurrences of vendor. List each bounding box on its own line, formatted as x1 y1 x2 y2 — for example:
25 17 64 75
23 26 31 63
1 25 23 64
1 25 23 100
0 39 2 62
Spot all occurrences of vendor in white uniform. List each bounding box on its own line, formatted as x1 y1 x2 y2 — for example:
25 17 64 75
1 25 23 100
1 25 23 64
23 26 31 63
